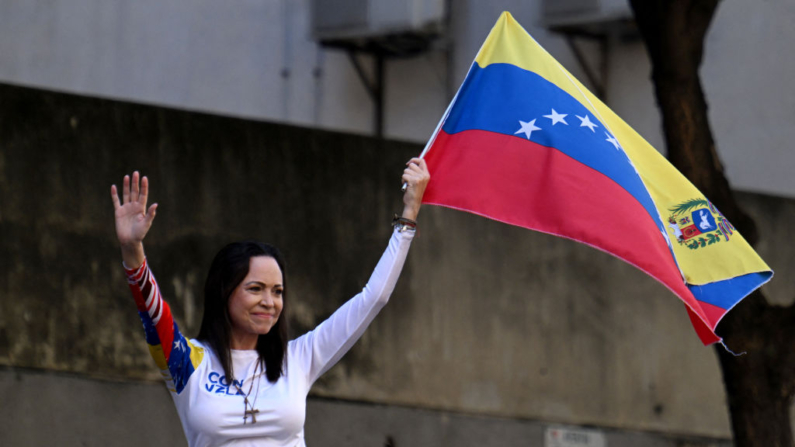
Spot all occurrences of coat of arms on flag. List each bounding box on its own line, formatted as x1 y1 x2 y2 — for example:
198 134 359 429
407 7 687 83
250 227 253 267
667 199 735 250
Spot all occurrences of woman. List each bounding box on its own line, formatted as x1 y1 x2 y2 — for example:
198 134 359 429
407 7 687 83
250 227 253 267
110 160 429 446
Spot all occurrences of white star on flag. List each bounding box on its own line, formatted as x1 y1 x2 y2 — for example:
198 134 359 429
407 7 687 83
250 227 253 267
515 119 541 140
605 132 621 149
543 109 568 125
174 339 184 352
576 114 598 132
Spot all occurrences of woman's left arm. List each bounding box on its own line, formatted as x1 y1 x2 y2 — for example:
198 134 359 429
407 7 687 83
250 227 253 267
293 158 430 384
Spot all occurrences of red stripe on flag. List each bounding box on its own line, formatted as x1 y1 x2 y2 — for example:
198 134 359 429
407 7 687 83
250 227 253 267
695 300 728 329
686 306 721 345
423 129 717 343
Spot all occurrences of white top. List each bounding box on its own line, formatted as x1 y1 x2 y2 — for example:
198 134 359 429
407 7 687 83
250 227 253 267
148 228 414 446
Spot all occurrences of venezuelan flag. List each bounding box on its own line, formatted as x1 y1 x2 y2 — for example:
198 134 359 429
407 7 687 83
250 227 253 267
422 12 773 345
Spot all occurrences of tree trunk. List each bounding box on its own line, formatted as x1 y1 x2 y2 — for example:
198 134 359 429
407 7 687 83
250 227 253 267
717 294 795 446
627 1 795 445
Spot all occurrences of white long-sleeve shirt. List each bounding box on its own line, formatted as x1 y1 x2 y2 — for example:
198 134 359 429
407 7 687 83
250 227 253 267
125 228 415 446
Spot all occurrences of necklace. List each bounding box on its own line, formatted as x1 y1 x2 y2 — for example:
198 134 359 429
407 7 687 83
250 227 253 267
232 362 263 424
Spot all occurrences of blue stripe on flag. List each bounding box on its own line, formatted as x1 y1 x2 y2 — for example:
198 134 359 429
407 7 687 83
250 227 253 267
443 62 664 233
688 272 774 310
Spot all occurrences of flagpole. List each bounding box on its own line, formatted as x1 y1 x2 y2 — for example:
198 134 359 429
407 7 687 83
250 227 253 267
401 86 462 192
419 86 461 159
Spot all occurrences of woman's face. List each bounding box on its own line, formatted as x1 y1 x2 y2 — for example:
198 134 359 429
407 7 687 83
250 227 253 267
228 256 284 350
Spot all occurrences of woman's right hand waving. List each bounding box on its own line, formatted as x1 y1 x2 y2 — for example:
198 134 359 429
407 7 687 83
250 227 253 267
111 171 157 269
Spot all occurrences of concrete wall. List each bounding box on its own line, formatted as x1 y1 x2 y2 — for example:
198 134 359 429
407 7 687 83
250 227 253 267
0 368 730 447
0 0 792 199
0 0 580 141
0 83 792 444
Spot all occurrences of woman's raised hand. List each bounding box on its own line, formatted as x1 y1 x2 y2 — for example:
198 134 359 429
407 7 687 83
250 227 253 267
401 158 431 221
111 172 157 268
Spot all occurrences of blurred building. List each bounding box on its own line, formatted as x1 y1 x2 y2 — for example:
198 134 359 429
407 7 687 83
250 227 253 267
0 0 792 446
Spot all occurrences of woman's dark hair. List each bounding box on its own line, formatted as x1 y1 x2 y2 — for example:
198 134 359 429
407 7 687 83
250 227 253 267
197 241 290 383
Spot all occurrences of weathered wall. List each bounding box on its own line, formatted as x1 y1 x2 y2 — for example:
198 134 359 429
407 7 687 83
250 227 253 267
0 83 791 444
0 368 730 447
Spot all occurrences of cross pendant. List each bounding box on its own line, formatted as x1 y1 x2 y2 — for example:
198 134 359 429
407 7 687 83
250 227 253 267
245 408 260 424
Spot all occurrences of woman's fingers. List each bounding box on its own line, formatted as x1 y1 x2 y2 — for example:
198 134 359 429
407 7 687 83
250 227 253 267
131 171 140 203
402 158 430 184
116 172 150 210
118 171 150 205
112 172 157 248
110 184 121 210
402 170 417 185
415 158 429 173
139 175 149 208
405 158 428 174
122 175 130 204
146 203 158 224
